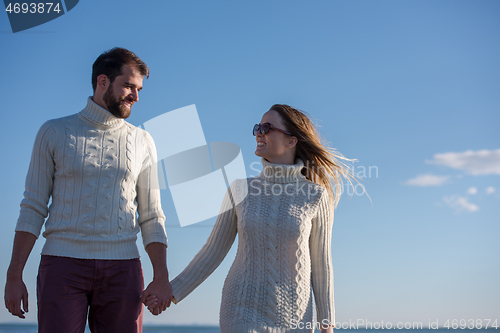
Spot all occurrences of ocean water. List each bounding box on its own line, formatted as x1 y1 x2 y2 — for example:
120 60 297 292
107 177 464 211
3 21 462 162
0 325 497 333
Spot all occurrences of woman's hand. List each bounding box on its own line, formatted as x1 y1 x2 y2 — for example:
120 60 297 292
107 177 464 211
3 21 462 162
143 294 177 314
143 294 159 313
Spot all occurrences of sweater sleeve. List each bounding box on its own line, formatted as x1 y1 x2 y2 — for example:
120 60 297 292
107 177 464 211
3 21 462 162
170 184 238 304
309 188 335 326
136 131 168 248
15 122 56 238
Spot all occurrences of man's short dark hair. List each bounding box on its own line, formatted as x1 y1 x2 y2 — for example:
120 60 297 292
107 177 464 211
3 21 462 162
92 47 149 91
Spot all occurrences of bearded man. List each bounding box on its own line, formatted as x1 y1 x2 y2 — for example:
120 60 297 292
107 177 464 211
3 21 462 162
4 47 171 333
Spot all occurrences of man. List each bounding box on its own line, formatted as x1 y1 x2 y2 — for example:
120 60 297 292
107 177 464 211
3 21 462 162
4 47 171 332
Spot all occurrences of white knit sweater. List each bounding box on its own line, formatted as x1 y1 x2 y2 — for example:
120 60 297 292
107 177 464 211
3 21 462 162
15 97 167 259
170 158 334 333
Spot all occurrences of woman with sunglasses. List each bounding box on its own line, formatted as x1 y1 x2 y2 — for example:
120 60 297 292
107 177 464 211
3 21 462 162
146 104 357 332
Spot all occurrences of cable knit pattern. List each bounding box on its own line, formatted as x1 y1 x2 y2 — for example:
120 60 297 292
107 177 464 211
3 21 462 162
170 158 335 333
15 97 168 259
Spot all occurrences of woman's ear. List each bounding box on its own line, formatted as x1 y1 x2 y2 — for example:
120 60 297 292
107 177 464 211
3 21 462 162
287 136 298 149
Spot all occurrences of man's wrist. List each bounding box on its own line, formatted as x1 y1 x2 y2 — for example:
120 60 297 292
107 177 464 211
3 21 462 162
152 269 169 281
6 267 23 280
146 242 168 280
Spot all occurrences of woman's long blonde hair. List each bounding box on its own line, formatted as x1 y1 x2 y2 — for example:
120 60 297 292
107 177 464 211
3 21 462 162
269 104 359 208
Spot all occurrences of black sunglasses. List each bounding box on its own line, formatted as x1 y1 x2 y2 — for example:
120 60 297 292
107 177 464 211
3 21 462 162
253 123 293 136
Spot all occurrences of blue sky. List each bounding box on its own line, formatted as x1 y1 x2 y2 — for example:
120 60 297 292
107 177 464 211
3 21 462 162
1 0 499 327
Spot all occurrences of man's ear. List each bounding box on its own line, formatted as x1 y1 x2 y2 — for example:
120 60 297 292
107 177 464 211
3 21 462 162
287 136 298 149
96 74 109 91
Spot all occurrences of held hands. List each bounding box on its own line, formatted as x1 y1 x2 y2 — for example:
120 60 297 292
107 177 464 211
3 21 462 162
143 294 172 315
140 277 172 316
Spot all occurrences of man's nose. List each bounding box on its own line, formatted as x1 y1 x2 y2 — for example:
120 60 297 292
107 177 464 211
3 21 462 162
131 89 139 102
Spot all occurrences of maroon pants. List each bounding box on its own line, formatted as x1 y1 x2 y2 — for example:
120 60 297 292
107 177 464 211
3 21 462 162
37 255 144 333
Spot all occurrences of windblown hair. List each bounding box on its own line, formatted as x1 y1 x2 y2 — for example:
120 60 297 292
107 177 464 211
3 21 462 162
269 104 360 209
92 47 149 91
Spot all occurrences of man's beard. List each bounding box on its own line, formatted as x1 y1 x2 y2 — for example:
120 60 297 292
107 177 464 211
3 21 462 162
103 84 132 119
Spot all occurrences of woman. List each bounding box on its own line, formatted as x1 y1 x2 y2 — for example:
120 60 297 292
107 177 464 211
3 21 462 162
147 104 357 332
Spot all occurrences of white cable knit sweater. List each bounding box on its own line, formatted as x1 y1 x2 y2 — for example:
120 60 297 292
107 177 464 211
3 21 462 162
170 158 334 333
15 97 167 259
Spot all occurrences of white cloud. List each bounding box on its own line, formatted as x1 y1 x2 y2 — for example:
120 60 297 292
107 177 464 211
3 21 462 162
404 174 450 187
443 195 479 213
486 186 496 195
467 187 478 195
426 149 500 175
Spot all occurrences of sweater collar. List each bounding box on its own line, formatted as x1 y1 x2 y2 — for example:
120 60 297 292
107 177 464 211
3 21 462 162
79 97 124 128
258 158 307 184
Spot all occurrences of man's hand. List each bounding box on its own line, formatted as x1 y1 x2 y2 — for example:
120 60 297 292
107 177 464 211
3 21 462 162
142 242 171 315
4 277 29 319
140 275 172 315
4 231 37 319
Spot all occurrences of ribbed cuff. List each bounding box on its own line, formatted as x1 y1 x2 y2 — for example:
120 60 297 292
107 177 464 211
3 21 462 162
169 276 186 304
15 215 43 238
